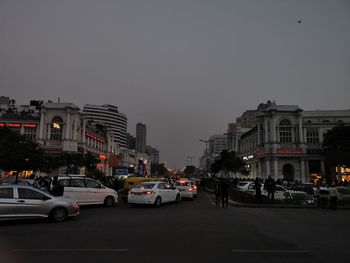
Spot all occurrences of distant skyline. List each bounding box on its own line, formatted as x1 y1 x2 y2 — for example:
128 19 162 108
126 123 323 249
1 0 350 169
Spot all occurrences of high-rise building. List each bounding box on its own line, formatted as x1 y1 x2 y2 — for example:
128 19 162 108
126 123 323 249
127 133 136 150
146 145 159 164
136 122 146 153
83 104 127 148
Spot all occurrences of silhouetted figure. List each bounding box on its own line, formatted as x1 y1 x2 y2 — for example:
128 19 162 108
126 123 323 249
220 178 229 208
51 176 64 196
214 180 221 207
265 175 275 203
254 177 262 203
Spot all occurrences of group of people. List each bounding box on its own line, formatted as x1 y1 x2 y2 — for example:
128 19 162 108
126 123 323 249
213 178 230 208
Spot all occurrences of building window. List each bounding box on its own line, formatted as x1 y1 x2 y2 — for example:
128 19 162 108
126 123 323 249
306 128 319 143
50 116 63 141
279 119 292 143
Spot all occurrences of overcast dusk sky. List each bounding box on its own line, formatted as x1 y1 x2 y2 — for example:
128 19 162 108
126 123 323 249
1 0 349 169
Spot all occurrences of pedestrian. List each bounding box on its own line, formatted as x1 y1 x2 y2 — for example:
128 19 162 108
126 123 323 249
220 178 229 208
254 177 262 203
328 184 338 210
214 180 221 207
314 185 320 208
264 175 275 203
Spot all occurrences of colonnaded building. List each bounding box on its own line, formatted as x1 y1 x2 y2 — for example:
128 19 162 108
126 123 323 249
238 103 350 183
0 98 119 177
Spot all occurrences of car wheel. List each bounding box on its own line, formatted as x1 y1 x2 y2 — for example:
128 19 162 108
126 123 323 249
104 196 115 207
175 194 181 203
50 208 67 223
154 197 161 207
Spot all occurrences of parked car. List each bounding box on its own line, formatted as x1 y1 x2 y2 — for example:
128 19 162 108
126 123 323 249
174 179 195 200
284 191 315 205
128 181 181 207
0 185 79 222
336 187 350 204
54 176 118 207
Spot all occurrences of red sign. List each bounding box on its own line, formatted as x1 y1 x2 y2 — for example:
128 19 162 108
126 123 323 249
277 148 304 154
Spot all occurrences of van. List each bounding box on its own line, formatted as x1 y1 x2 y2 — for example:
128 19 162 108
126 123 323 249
56 176 118 207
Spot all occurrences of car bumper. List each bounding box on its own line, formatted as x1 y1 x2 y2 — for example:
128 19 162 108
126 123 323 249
179 191 193 198
128 195 156 204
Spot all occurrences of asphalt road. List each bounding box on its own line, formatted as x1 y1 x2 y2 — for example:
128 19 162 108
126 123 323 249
1 192 349 263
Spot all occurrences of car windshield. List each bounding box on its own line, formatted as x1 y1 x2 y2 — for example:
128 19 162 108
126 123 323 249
136 183 155 189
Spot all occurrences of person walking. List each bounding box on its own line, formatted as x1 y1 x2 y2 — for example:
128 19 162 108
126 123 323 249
328 184 338 210
254 177 262 203
265 175 275 203
214 180 221 207
220 178 229 208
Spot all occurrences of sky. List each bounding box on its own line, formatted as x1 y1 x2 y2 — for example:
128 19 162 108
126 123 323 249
1 0 350 169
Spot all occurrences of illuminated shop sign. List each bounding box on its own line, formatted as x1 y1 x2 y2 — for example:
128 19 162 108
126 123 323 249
85 132 106 144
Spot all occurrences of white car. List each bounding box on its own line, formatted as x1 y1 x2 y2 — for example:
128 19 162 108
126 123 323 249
55 176 118 207
128 182 181 207
189 180 198 197
174 180 194 200
0 185 79 222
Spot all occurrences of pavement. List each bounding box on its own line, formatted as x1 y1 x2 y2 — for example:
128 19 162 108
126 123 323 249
205 189 350 209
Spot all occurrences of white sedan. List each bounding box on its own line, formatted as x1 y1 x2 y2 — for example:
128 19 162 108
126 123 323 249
128 182 181 207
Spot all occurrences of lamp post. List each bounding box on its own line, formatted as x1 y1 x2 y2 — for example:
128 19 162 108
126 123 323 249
199 139 213 176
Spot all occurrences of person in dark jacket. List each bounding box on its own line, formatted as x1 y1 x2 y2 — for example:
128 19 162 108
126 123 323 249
220 178 229 208
254 177 262 203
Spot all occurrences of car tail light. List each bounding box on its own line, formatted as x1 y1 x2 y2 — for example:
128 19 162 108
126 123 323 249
193 186 197 190
143 191 155 195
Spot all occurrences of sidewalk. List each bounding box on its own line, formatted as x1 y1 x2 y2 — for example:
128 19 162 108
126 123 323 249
205 190 350 209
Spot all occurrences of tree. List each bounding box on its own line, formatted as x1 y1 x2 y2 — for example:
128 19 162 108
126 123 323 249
211 150 247 178
323 124 350 183
83 152 99 176
323 124 350 166
59 152 85 175
0 127 44 181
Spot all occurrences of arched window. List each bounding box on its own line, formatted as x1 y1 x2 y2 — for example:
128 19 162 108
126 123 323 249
279 119 292 143
50 116 63 141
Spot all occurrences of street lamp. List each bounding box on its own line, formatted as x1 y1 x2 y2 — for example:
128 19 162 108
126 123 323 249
199 139 213 176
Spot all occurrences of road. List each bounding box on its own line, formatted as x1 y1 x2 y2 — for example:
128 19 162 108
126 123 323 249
1 192 349 263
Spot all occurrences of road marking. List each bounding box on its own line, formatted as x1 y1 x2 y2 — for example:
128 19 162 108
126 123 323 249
232 249 308 254
13 248 128 252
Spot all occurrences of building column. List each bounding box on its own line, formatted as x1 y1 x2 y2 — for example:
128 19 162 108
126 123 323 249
65 112 71 140
305 160 309 182
73 114 78 140
82 118 86 144
273 158 279 180
298 117 304 143
47 124 51 140
264 120 269 143
257 124 261 145
300 159 306 183
266 159 271 177
271 116 277 143
258 160 262 178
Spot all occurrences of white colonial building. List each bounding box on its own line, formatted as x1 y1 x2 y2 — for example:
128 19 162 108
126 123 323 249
239 104 350 183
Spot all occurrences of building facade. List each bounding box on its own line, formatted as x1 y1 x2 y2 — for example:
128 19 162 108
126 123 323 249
83 104 127 148
0 99 119 177
136 122 147 153
239 104 350 183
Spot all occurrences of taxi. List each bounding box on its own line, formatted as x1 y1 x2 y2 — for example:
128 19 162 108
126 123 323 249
174 179 194 200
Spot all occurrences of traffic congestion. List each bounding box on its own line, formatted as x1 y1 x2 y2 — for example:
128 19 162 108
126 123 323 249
0 175 202 223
